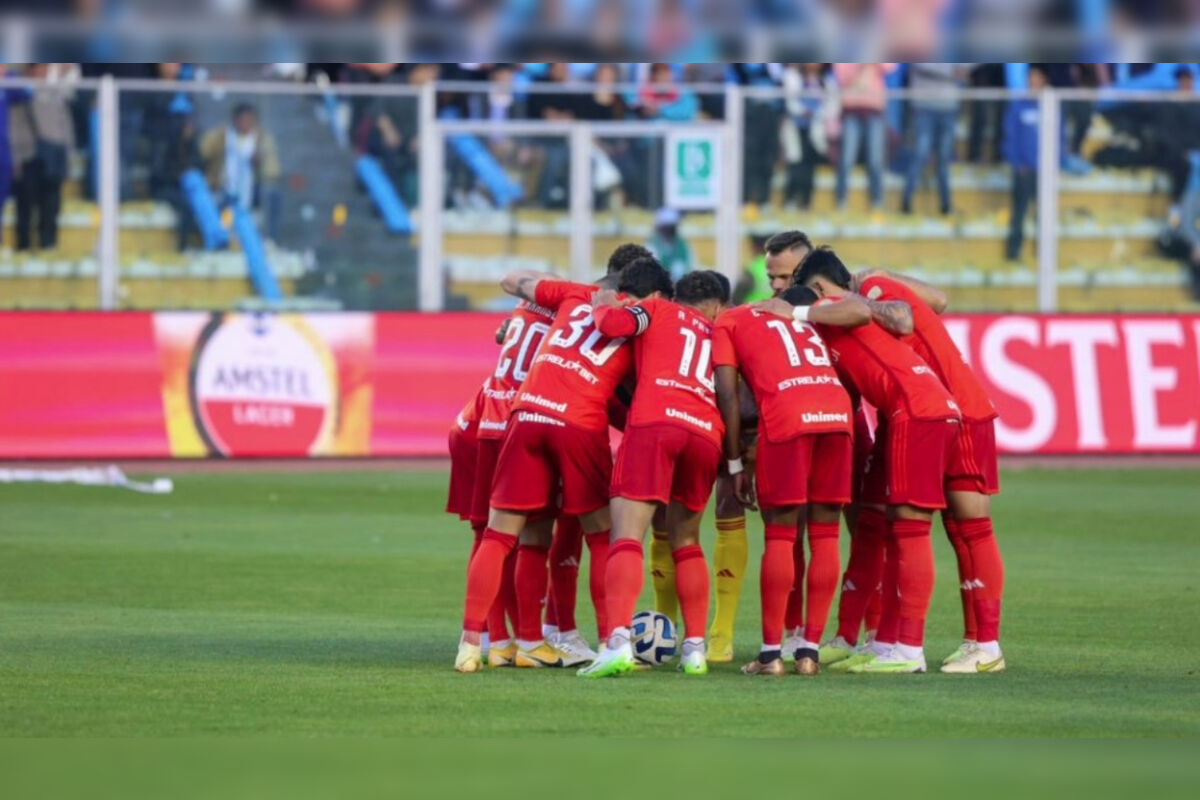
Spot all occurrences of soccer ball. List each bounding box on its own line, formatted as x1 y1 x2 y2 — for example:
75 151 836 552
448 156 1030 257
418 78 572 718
631 610 677 666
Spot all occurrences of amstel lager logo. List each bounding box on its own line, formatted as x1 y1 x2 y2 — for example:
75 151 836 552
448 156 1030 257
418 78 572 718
189 313 337 456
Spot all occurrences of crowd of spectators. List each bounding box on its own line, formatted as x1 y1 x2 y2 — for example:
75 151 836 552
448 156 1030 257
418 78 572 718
5 61 1200 275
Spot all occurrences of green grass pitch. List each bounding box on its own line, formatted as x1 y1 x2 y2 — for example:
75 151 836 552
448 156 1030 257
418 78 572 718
1 466 1197 737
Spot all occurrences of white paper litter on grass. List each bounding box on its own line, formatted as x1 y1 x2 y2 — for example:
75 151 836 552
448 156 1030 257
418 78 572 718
0 466 174 494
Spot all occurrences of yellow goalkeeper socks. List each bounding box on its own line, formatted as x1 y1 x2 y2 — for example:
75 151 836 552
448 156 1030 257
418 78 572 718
650 531 678 622
708 515 748 657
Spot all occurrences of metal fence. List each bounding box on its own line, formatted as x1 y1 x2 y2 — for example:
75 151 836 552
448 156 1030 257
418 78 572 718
2 76 1198 313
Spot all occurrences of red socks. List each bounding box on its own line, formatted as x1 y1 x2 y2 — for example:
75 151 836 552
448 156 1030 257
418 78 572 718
783 529 807 631
892 518 935 648
604 538 643 636
673 544 710 640
875 531 901 644
960 517 1005 643
585 531 610 640
486 548 517 641
804 521 841 645
514 543 549 642
548 516 583 633
463 528 518 633
836 507 887 645
469 523 485 561
944 516 978 641
761 524 797 646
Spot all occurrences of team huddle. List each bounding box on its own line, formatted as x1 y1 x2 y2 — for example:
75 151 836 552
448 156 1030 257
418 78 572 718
447 231 1007 677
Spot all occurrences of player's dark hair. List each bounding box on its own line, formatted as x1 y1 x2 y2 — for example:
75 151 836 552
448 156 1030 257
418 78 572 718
709 271 732 304
676 270 729 306
764 229 813 256
618 256 674 299
606 243 653 276
232 102 257 120
781 285 819 307
793 246 852 290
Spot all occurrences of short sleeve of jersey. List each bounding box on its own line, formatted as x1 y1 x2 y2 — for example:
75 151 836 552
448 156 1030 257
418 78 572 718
534 279 588 310
861 275 915 306
712 315 738 368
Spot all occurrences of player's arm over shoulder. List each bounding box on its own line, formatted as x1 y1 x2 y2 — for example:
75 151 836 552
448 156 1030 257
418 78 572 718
593 296 652 337
500 269 571 306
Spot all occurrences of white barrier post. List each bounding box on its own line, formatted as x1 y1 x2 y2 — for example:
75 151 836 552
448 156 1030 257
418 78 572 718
1037 89 1061 312
717 84 743 283
97 75 119 310
417 81 444 312
569 125 593 282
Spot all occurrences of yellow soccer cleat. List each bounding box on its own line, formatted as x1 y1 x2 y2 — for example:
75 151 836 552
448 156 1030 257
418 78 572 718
488 640 518 668
819 636 856 666
707 637 735 663
454 641 483 673
515 641 590 668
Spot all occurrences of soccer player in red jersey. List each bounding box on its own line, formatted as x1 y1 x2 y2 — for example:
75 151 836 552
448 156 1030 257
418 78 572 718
705 231 815 662
455 267 645 672
854 268 1006 673
759 248 962 674
468 298 559 667
713 290 869 676
579 265 730 678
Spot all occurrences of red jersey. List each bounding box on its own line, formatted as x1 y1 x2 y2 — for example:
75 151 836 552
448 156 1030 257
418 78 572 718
478 300 556 440
512 280 635 433
594 297 723 447
713 305 852 443
860 275 997 422
814 303 961 422
453 384 483 434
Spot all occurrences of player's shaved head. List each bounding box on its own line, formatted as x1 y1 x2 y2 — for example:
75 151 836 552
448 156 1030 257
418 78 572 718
794 246 853 297
618 256 674 299
764 230 814 297
606 243 653 276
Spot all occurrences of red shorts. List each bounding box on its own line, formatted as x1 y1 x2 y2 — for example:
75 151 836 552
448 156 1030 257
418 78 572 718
884 416 960 510
471 436 504 524
611 423 720 512
946 419 1001 495
446 425 479 520
756 433 854 509
490 413 612 516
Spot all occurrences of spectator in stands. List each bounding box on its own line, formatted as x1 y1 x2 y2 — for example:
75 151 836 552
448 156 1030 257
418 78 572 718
577 63 628 121
733 63 783 215
365 105 418 206
1004 64 1047 262
646 207 694 280
966 64 1005 164
527 63 576 208
902 63 965 216
0 66 23 230
146 63 196 200
781 63 833 211
834 63 897 212
1157 68 1200 207
9 64 75 253
161 115 203 251
634 62 699 121
201 104 282 241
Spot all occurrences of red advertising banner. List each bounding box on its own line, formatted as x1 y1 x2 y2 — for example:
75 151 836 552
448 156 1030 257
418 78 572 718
1 312 1198 458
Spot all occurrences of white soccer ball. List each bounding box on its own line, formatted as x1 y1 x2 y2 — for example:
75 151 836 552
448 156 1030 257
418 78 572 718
631 610 677 666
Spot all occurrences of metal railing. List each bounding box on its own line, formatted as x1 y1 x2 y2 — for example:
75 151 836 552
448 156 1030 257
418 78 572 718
1 76 1196 312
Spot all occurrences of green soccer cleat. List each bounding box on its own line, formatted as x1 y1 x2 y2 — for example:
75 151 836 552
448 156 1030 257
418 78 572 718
577 644 636 678
680 648 709 675
819 636 856 666
827 651 874 673
849 649 926 674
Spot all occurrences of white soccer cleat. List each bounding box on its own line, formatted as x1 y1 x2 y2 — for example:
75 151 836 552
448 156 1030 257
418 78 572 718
940 645 1006 674
555 630 599 662
941 640 977 665
782 627 805 662
454 640 483 673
